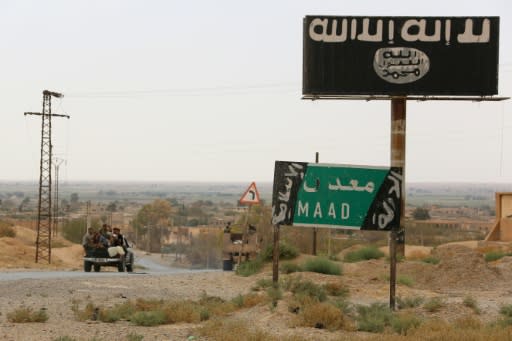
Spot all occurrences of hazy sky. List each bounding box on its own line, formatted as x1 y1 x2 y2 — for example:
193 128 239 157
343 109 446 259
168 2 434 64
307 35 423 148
1 0 511 184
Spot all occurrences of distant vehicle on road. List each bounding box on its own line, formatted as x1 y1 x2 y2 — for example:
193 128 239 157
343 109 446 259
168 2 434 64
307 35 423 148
83 247 134 272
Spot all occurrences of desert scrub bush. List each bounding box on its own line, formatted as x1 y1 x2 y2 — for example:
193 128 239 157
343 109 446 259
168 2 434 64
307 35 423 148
198 319 275 341
163 300 203 324
323 282 349 297
74 296 237 326
6 307 48 323
344 246 384 263
397 296 424 309
126 333 144 341
130 310 167 326
391 312 422 335
256 278 274 289
280 262 302 274
453 315 483 329
261 241 298 261
198 294 235 316
463 296 481 314
332 298 353 315
71 301 96 321
397 275 414 287
302 257 342 275
485 250 512 262
134 298 163 311
298 302 348 331
236 258 264 277
421 256 440 265
267 286 283 306
99 301 138 323
381 274 414 287
484 251 506 262
283 276 327 302
355 303 393 333
328 254 340 261
231 293 266 309
424 297 445 312
499 303 512 317
72 301 136 323
398 319 512 341
253 277 274 291
0 220 16 237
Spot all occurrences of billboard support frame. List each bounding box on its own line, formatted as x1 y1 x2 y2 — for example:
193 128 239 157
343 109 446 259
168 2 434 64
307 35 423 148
300 95 509 309
302 95 510 101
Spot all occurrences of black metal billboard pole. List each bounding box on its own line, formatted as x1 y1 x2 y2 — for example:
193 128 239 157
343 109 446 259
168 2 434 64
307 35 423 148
389 97 406 310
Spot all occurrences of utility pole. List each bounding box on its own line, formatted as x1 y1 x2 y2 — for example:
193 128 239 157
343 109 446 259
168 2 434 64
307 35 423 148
53 158 65 237
25 90 70 263
86 201 91 229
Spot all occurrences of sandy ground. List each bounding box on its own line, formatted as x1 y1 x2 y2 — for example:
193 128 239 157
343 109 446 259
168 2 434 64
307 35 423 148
2 225 512 340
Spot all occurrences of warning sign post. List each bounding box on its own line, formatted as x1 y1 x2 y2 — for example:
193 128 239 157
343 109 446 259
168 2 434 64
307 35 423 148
239 182 260 205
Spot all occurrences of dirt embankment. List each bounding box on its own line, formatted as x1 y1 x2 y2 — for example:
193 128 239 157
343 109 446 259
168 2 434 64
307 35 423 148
0 225 83 270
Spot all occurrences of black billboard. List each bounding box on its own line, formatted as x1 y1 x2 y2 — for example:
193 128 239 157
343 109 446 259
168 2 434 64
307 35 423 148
303 16 499 96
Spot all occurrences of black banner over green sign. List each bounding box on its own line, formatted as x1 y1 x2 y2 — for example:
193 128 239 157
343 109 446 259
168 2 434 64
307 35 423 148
271 161 402 230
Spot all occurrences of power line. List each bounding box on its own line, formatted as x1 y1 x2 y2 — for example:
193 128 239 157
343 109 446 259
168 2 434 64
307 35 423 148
64 82 299 98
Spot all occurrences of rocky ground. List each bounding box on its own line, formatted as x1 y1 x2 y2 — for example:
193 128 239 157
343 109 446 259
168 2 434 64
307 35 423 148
2 226 512 340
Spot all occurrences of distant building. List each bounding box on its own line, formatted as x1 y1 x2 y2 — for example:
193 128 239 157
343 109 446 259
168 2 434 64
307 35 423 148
408 218 493 233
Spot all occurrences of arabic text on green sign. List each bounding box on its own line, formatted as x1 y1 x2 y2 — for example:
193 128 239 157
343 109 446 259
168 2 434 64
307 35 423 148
293 164 388 229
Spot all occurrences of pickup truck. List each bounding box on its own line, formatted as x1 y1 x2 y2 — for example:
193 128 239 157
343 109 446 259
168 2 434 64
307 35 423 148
83 247 134 272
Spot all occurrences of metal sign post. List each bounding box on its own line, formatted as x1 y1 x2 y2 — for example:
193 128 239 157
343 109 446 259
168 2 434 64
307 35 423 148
238 182 261 266
312 152 319 255
389 97 406 309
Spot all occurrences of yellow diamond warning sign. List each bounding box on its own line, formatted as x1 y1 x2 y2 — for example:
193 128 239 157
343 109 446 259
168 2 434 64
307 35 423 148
239 182 260 205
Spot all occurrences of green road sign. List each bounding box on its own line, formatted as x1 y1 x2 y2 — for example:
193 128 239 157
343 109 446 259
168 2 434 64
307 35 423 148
271 161 402 230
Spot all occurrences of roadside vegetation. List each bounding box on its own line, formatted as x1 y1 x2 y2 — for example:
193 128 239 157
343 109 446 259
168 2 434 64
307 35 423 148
484 250 512 262
8 269 512 341
0 220 16 238
6 307 48 323
343 246 385 262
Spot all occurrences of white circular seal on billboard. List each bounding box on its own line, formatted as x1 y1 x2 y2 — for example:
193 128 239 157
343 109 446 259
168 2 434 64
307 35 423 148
373 47 430 84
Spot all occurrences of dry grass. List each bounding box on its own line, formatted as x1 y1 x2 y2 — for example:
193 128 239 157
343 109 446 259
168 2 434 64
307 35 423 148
6 307 48 323
424 297 445 313
71 294 242 326
71 301 97 321
361 319 512 341
323 281 349 297
198 319 307 341
297 301 352 331
406 249 431 260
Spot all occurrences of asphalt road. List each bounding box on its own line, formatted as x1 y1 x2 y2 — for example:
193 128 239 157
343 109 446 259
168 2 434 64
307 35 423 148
0 252 217 281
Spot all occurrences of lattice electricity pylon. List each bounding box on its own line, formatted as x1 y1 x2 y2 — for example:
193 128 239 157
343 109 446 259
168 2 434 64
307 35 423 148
25 90 70 263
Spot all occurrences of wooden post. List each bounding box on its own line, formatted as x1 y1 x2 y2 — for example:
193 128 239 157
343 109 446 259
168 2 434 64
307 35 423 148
272 224 280 284
389 229 397 310
390 97 406 310
238 205 251 265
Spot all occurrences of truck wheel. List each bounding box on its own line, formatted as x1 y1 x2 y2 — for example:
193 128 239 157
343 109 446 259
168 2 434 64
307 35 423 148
126 264 133 272
93 264 101 272
117 259 125 272
84 261 92 272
